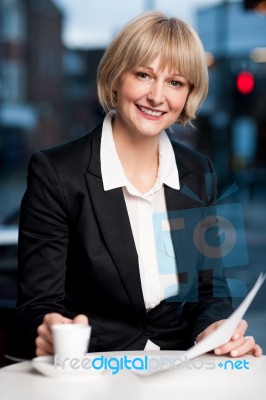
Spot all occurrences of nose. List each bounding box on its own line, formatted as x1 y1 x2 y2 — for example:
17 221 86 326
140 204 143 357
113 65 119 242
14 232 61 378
147 80 165 105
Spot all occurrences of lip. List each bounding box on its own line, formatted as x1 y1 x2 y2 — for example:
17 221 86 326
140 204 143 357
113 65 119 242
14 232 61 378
136 104 166 120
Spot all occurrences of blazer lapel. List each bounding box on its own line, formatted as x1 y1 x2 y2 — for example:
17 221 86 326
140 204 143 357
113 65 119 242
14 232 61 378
84 125 146 316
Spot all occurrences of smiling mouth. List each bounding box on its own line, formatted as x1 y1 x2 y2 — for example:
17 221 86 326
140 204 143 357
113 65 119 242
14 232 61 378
137 105 165 117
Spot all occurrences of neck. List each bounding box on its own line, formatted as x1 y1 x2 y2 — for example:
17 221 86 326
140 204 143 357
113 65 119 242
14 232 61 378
112 117 160 193
112 117 160 167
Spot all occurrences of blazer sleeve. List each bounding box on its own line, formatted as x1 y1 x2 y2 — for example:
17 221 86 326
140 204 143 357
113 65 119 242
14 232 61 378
16 151 72 358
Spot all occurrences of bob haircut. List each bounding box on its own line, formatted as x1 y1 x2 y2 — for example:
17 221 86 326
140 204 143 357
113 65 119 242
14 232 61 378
97 12 208 125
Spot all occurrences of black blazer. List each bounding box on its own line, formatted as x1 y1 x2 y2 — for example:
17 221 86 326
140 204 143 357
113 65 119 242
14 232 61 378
16 123 233 358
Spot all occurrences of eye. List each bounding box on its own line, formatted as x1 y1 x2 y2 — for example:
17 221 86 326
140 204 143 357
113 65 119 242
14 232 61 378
136 71 150 80
169 80 184 88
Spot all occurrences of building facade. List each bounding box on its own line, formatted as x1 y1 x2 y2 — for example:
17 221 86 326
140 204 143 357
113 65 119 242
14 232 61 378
196 1 266 185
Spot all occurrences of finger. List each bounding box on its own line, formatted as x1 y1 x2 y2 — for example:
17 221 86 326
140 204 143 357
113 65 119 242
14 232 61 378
36 347 53 356
37 323 53 345
231 319 248 341
215 336 246 355
35 336 54 356
73 314 89 325
36 348 49 357
229 336 256 357
44 313 72 331
247 344 263 357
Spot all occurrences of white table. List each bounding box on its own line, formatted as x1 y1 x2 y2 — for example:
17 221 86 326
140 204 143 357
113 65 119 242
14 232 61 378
0 352 265 400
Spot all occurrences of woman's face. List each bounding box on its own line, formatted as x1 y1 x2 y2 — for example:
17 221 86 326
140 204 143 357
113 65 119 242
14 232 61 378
113 57 190 139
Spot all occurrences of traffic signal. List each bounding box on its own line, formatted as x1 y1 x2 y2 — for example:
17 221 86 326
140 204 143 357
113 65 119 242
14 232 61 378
236 71 255 95
233 71 255 115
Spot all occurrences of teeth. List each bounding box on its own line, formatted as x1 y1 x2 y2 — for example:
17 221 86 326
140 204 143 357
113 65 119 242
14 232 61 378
139 106 163 117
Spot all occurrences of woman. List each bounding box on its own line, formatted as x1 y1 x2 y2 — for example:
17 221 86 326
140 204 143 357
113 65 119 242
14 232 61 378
17 12 261 358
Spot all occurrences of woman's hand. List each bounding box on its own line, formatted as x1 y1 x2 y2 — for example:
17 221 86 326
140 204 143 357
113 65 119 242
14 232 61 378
35 313 89 356
196 319 262 357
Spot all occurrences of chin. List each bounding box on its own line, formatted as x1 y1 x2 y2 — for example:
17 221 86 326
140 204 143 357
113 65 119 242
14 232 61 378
134 123 166 137
137 129 162 138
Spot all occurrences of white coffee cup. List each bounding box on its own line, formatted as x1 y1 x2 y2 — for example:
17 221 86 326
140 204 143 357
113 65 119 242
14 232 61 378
52 323 91 366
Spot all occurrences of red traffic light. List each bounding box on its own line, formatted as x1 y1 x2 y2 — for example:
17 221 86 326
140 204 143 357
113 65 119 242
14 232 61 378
236 71 255 95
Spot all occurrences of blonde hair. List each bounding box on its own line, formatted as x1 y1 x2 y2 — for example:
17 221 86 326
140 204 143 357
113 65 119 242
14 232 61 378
97 12 208 124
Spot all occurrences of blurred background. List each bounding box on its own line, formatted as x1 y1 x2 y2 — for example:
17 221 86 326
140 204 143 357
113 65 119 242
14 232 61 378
0 0 265 365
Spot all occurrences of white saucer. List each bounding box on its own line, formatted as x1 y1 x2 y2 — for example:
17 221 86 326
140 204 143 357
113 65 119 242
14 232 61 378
32 355 104 379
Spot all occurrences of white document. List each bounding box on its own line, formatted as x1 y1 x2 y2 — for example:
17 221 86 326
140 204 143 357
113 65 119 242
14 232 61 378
138 273 266 375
